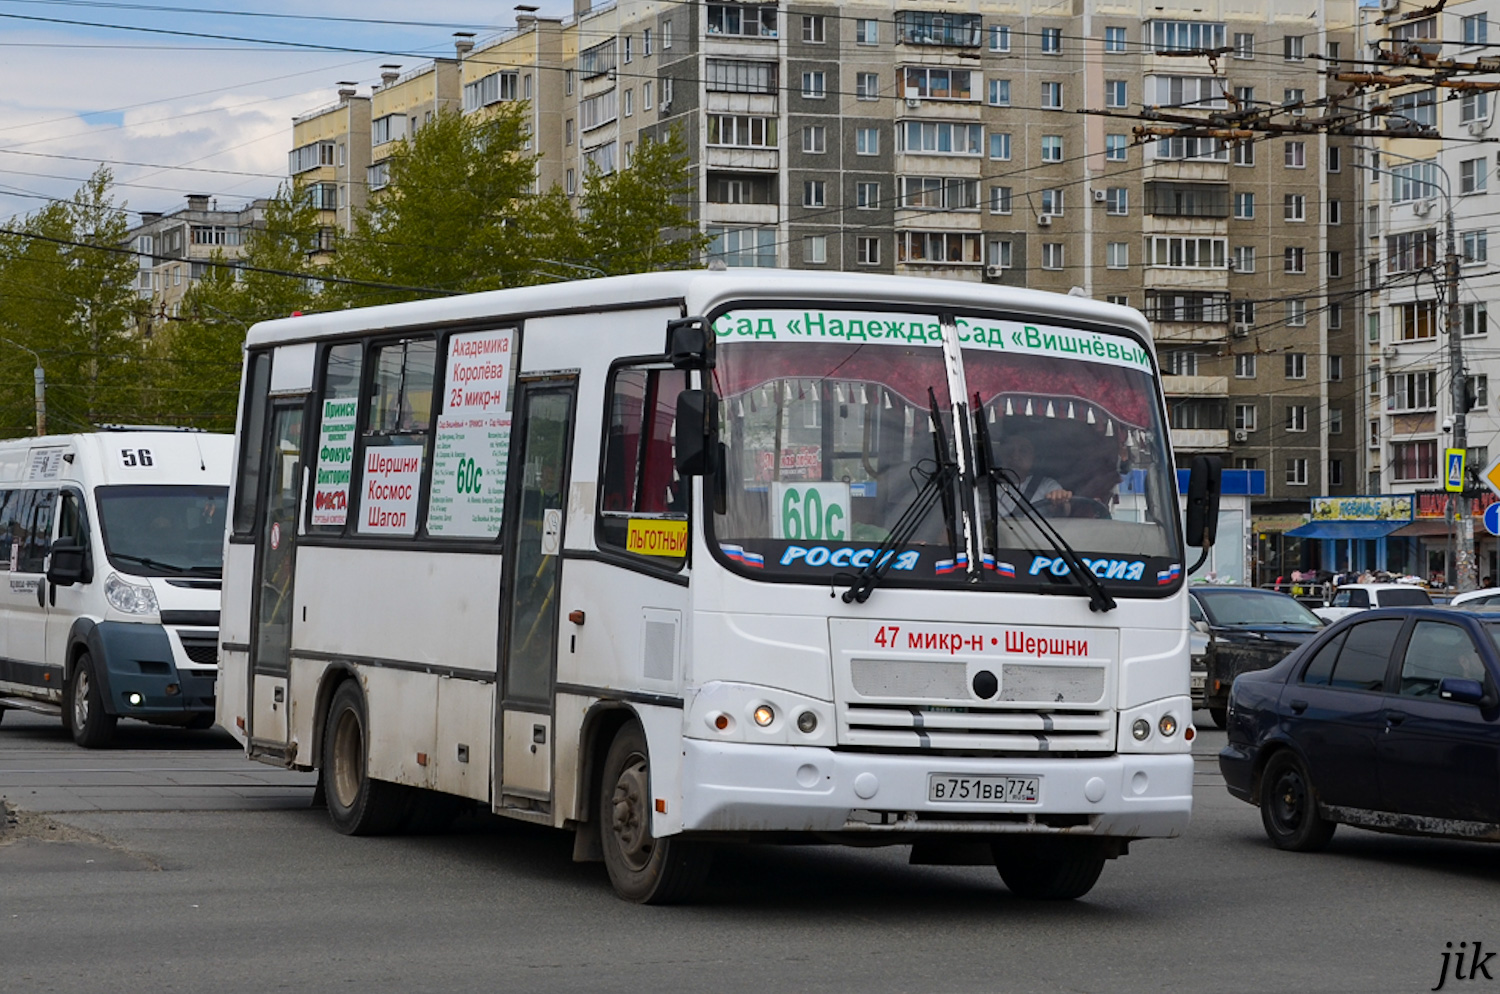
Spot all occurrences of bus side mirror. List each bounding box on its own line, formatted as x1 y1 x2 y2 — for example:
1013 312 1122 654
47 541 91 586
666 317 715 370
675 389 718 477
1185 455 1222 549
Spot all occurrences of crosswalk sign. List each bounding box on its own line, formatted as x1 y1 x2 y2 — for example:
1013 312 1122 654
1446 448 1466 492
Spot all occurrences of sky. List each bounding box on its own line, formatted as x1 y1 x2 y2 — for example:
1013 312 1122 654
0 0 575 224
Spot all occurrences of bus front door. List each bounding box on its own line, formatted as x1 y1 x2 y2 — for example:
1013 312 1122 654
497 379 576 811
248 401 304 755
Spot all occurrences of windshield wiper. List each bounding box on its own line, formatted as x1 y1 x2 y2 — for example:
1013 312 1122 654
970 395 1116 614
841 388 961 604
107 553 217 576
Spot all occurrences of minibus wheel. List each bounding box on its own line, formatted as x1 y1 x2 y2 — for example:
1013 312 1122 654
599 721 710 904
322 680 408 835
993 841 1107 900
67 652 116 749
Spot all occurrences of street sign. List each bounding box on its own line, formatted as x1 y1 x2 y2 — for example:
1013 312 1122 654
1485 502 1500 537
1446 448 1467 493
1484 454 1500 498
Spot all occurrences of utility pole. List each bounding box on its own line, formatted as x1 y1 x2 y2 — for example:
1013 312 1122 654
1446 203 1477 590
33 365 46 436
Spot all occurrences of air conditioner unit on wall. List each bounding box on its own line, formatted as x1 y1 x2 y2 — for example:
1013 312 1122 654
1413 199 1434 216
1382 344 1400 359
985 264 1005 278
1037 214 1053 226
906 97 922 109
1233 428 1250 443
1469 121 1488 137
1232 325 1251 339
1093 189 1106 203
1380 0 1400 10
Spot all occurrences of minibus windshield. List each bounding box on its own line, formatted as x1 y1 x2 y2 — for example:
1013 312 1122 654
95 485 229 577
708 307 1182 595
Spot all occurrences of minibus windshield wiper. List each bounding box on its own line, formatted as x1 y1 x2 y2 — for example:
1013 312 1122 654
970 396 1115 614
841 388 961 604
107 553 206 575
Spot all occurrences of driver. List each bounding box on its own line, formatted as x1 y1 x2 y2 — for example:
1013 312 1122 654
995 433 1072 514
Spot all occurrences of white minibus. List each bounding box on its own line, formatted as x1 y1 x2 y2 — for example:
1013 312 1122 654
220 271 1220 902
0 430 233 746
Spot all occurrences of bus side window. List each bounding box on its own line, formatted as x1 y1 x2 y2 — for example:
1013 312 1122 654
19 491 56 573
0 489 14 570
597 365 688 563
233 351 273 537
0 490 39 572
308 342 363 534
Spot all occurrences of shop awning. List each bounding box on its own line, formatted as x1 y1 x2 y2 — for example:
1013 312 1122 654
1388 520 1456 538
1285 520 1410 540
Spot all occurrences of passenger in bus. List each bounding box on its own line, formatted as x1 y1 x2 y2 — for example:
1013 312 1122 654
995 433 1072 515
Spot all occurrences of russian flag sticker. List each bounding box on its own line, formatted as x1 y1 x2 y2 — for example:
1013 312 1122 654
1157 563 1182 585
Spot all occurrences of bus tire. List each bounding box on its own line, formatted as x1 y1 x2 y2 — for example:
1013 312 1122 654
68 652 117 749
1208 707 1228 729
599 721 710 904
993 842 1107 900
322 681 408 836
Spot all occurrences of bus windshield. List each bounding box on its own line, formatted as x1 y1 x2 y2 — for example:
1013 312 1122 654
95 485 229 577
709 307 1181 595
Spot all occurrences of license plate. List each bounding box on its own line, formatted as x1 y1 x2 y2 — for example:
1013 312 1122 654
928 774 1039 804
1191 673 1206 690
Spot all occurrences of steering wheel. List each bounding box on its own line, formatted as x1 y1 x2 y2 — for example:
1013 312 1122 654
1064 496 1113 520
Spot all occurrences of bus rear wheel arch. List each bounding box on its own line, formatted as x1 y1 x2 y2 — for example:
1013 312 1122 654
66 650 116 749
598 720 711 904
322 680 408 835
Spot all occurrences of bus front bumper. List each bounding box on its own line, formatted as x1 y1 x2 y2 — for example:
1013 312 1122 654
678 739 1192 839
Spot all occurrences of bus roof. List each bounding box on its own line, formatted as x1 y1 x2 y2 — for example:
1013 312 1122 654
243 269 1155 354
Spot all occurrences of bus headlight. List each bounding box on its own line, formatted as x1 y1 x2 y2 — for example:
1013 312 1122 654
753 705 776 727
1158 714 1178 737
1131 718 1151 741
105 573 159 615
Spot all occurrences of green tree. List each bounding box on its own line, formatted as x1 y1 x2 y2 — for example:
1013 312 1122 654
575 127 707 275
147 182 325 430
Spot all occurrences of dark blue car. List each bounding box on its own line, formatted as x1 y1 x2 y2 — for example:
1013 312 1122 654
1219 607 1500 851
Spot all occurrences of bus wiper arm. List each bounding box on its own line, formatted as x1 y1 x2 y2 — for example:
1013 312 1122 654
978 450 1116 615
841 389 958 604
108 552 190 574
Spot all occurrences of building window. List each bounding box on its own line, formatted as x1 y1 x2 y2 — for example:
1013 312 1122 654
1474 375 1490 410
707 115 777 147
1465 12 1489 46
565 69 574 95
1107 242 1128 269
1149 292 1230 324
1041 136 1063 162
663 19 672 48
1284 141 1306 168
623 90 633 116
803 180 826 207
1286 299 1307 326
804 235 827 264
1284 87 1305 115
857 237 880 265
899 176 979 210
1329 407 1344 434
1463 229 1489 264
1042 243 1065 270
1234 32 1255 59
1327 145 1341 172
1105 26 1126 52
857 182 880 209
988 239 1014 269
857 19 879 44
801 72 826 98
802 125 826 152
623 35 633 63
1041 27 1062 54
990 25 1011 52
1284 194 1306 221
897 231 983 264
1041 81 1063 109
1105 134 1127 161
705 226 776 267
1233 300 1256 325
1328 199 1342 224
900 121 983 155
902 66 977 101
1234 405 1257 431
856 128 879 155
1465 301 1489 336
1389 159 1439 202
1040 189 1064 215
1105 80 1127 108
1392 440 1438 482
989 133 1012 160
643 82 652 109
802 15 825 42
1329 460 1344 487
1285 353 1306 379
1148 236 1227 268
989 186 1012 213
857 72 879 100
895 10 982 46
644 28 652 55
1234 192 1254 219
1233 246 1256 273
1284 246 1305 274
1462 91 1490 124
1284 35 1304 61
1462 157 1488 194
1163 350 1198 376
1233 140 1254 167
1329 303 1344 328
1106 294 1128 306
1235 354 1257 378
566 169 576 195
1386 230 1440 274
988 79 1011 106
1388 370 1438 411
1286 458 1308 486
1106 187 1127 215
1397 300 1439 340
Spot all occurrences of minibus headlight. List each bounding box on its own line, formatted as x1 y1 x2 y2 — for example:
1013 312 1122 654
1131 718 1151 741
105 573 159 615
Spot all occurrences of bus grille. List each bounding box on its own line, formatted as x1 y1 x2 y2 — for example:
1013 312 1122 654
841 704 1115 753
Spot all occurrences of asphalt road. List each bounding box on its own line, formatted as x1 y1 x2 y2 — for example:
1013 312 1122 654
2 707 1496 994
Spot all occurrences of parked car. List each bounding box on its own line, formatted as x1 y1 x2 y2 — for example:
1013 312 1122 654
1219 607 1500 852
1191 587 1324 728
1450 588 1500 609
1313 582 1432 622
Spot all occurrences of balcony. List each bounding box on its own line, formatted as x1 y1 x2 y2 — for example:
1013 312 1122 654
1162 375 1228 397
703 203 779 226
1171 428 1230 452
705 146 779 171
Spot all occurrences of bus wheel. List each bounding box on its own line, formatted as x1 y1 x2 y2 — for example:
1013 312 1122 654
68 652 117 749
993 842 1106 900
599 722 710 904
322 681 408 836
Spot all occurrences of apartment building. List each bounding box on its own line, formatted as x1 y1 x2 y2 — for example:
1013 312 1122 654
288 86 370 257
286 0 1362 521
126 194 270 317
368 61 463 198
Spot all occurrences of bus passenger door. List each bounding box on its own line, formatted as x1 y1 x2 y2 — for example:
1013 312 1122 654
248 401 304 753
498 378 576 810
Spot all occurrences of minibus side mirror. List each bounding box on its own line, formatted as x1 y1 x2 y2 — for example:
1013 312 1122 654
47 541 91 587
675 388 718 477
1185 455 1222 549
666 317 715 370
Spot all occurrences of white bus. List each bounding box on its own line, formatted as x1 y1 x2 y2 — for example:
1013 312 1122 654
0 430 232 746
220 271 1218 902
